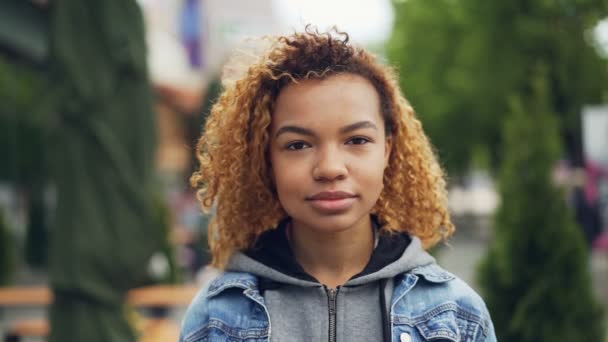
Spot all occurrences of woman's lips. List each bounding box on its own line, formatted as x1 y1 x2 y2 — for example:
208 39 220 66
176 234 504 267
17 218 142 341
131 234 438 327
306 191 357 213
309 197 356 213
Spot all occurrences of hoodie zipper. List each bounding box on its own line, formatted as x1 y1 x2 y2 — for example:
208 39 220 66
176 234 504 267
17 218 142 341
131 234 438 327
326 286 339 342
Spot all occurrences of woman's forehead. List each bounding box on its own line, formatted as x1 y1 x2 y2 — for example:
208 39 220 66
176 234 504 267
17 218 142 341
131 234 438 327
271 73 383 131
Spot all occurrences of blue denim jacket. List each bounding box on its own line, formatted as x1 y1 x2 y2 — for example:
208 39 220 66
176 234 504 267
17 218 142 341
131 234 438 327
180 263 496 342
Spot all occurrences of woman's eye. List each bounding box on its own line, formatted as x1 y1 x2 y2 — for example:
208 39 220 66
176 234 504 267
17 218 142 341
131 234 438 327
286 142 310 150
347 137 371 145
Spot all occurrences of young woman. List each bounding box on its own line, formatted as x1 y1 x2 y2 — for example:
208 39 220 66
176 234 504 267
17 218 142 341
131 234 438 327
180 28 496 342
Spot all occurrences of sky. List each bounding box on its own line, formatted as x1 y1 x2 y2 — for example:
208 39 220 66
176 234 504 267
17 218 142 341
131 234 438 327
595 18 608 57
272 0 395 44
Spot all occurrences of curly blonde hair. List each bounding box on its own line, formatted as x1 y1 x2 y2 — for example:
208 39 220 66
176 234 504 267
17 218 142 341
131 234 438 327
191 28 454 268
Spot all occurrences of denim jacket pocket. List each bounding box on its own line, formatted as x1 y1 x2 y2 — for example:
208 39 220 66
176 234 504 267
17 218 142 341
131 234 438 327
184 318 269 342
413 307 460 341
394 302 485 342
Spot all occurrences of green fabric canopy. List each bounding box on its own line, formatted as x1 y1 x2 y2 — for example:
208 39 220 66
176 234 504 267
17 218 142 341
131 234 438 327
48 1 160 340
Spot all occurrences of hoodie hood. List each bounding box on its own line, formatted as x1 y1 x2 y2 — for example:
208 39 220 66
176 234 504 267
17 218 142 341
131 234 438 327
226 218 436 288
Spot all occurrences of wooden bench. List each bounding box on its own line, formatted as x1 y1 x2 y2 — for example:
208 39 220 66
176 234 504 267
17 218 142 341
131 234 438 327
0 285 199 341
0 285 199 307
3 318 181 342
3 319 48 341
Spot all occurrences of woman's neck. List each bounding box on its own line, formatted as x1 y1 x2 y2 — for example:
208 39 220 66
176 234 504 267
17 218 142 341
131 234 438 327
289 215 374 288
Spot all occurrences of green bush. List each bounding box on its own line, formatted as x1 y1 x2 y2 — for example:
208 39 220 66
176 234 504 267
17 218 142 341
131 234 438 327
477 69 605 341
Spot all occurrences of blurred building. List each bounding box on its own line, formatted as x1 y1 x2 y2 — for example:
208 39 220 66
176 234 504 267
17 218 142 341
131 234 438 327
140 0 280 175
141 0 279 88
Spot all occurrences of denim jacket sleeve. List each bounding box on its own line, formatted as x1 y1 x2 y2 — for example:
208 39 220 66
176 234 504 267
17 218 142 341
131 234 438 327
179 282 212 342
478 303 497 342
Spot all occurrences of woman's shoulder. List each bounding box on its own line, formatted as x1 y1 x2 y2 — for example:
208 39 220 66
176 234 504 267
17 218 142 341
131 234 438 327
180 268 221 339
180 268 261 342
394 263 495 340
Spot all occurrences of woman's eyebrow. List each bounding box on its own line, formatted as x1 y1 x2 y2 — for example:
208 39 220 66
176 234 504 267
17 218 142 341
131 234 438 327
339 121 378 134
274 121 378 138
274 125 315 138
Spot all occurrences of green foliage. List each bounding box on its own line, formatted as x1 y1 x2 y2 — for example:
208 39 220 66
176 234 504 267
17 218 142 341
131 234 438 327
24 185 48 269
0 209 15 286
388 0 608 174
0 56 48 183
477 67 605 341
0 56 52 269
47 1 159 340
388 0 480 173
389 3 608 338
151 193 181 284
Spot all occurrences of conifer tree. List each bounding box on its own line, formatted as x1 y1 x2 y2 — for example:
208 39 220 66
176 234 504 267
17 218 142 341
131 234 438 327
477 67 605 341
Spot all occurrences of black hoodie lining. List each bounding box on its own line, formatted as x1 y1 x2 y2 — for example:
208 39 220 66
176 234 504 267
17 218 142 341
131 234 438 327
245 216 411 285
379 278 391 342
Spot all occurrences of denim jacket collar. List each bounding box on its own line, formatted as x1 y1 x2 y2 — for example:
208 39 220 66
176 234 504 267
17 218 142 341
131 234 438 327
206 271 258 298
410 263 455 283
181 263 496 342
206 262 454 299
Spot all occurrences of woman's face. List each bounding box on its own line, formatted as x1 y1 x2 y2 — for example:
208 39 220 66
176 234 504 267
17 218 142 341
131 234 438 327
269 73 392 233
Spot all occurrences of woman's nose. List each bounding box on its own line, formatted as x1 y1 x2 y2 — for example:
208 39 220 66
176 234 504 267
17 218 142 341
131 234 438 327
312 147 347 182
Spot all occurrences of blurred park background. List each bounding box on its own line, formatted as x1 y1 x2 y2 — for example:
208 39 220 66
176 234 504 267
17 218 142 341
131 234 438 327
0 0 607 341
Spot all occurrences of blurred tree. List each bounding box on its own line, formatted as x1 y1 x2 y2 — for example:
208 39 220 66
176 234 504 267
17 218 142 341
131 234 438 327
390 2 607 339
0 209 14 286
477 66 604 341
388 0 480 174
46 1 162 341
388 0 608 175
151 192 181 285
24 184 48 268
0 57 43 183
1 1 53 271
0 56 50 269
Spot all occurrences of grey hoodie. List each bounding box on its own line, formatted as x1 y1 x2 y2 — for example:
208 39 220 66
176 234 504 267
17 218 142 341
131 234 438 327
226 226 435 342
